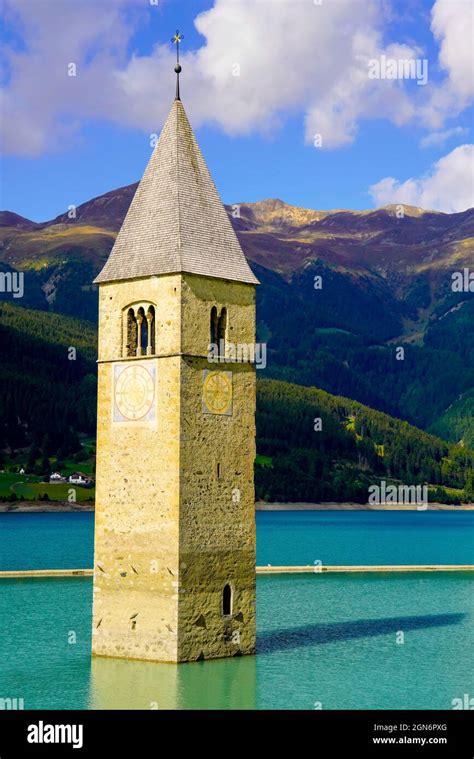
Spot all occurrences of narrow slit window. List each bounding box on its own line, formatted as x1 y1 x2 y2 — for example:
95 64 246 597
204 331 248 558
222 584 232 616
217 307 227 356
210 306 218 346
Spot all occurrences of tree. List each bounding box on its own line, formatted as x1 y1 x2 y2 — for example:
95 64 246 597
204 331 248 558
40 456 51 478
41 434 54 458
27 443 41 469
464 470 474 503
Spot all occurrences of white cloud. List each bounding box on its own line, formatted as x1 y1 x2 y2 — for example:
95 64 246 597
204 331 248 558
420 0 474 128
304 39 417 148
0 0 144 155
80 0 421 149
369 144 474 213
0 0 472 157
419 126 468 148
431 0 474 100
190 2 416 148
0 0 421 156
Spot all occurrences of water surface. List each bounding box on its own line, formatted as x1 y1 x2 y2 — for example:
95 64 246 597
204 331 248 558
1 511 472 571
1 510 472 709
0 573 471 709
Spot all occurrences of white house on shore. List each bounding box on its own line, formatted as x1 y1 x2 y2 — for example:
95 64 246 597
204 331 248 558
49 472 65 482
69 472 93 487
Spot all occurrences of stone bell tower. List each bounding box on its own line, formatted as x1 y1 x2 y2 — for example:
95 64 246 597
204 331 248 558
91 40 259 663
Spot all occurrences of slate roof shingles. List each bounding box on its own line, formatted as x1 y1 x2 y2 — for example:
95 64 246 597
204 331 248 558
94 99 259 286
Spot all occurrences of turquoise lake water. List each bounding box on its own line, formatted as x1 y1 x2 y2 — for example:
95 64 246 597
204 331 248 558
0 511 473 709
1 511 473 570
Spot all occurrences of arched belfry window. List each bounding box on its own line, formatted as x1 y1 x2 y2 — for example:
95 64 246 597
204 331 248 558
210 306 227 357
147 306 156 356
210 306 218 346
222 584 232 617
126 308 138 357
122 302 156 358
137 307 146 357
218 308 227 347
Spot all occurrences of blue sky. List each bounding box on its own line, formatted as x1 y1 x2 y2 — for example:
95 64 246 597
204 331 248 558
1 0 472 221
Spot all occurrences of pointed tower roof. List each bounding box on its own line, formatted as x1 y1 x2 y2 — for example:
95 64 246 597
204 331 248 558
95 99 259 285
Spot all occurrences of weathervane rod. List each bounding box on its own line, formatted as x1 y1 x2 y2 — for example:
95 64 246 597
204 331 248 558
172 30 184 101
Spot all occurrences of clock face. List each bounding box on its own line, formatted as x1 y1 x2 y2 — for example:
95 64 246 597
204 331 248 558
202 370 232 415
114 363 155 422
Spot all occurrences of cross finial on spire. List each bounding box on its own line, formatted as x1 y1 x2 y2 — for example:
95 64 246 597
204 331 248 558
171 30 184 101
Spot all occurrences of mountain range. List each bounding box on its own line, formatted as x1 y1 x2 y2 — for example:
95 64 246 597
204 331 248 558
1 185 473 446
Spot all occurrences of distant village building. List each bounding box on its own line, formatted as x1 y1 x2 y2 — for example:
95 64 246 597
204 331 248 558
49 472 64 482
68 472 93 487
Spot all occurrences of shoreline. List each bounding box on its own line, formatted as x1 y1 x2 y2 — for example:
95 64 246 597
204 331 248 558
0 501 94 513
256 501 474 511
1 564 473 578
0 500 473 513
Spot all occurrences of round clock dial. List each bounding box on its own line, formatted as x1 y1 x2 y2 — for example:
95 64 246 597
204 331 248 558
115 364 155 421
203 371 232 414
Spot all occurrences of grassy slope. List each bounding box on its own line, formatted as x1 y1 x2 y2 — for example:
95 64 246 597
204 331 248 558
0 225 114 270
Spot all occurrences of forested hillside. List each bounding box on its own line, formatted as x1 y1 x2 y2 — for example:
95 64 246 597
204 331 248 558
0 303 472 504
0 303 96 464
256 262 474 439
256 379 473 503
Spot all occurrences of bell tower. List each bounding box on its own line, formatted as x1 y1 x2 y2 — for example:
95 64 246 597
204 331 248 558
91 41 259 663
